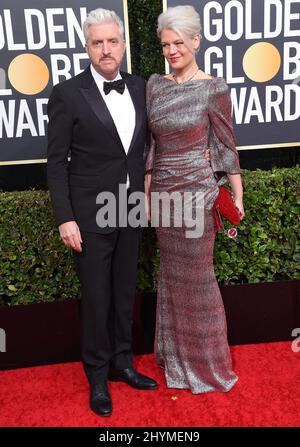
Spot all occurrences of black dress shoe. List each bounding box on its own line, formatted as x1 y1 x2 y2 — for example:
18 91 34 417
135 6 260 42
108 367 158 390
90 381 112 417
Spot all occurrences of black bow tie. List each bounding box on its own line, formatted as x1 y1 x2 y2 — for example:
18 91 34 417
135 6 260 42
103 79 125 95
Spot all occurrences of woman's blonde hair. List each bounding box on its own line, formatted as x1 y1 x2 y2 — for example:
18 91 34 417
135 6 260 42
157 5 201 48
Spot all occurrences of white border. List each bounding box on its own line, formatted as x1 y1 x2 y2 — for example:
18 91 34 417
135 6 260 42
0 0 132 166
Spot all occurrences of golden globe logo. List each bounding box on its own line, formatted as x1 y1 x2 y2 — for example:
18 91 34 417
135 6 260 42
8 54 49 95
242 43 281 83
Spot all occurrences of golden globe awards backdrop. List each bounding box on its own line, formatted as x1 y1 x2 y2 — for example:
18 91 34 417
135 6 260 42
0 0 130 164
164 0 300 149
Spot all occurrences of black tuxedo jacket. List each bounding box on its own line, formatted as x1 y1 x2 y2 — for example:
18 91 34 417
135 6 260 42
47 66 147 233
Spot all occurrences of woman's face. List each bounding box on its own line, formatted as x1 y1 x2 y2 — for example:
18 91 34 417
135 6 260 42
160 28 199 71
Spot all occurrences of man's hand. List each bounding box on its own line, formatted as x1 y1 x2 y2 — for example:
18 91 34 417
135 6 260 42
59 221 83 252
205 148 210 162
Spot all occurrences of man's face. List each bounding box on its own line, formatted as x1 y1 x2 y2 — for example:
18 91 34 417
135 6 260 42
85 22 126 80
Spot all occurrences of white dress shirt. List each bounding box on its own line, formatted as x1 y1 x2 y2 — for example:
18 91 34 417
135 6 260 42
90 65 136 188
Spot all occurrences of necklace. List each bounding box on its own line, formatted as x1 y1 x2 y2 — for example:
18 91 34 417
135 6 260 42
173 67 199 84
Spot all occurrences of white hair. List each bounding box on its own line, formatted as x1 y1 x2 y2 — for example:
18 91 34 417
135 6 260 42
157 5 201 41
83 8 125 42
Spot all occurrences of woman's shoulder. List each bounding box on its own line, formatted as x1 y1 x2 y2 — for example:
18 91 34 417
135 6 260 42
208 77 231 111
146 73 167 95
209 76 229 94
146 73 160 89
147 73 162 83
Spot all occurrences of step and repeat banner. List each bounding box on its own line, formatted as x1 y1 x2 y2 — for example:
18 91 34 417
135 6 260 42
0 1 299 168
0 0 130 165
164 0 300 149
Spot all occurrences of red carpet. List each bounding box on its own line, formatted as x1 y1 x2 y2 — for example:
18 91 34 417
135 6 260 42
0 342 299 427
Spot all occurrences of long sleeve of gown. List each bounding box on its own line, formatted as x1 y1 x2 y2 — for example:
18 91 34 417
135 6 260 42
144 75 157 173
208 78 241 186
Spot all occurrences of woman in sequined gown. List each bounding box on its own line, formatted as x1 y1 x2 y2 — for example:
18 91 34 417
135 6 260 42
144 5 245 394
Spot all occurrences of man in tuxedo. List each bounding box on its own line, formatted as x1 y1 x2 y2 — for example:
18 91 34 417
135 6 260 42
47 8 158 417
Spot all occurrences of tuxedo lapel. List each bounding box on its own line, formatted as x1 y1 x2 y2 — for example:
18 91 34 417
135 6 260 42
122 73 144 156
79 68 124 151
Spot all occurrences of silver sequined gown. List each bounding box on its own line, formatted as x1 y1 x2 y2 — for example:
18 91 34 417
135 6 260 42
145 74 241 394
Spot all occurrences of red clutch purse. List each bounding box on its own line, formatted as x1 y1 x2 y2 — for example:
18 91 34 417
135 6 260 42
212 186 241 237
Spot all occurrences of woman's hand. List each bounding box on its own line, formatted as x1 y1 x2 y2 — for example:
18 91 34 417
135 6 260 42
228 173 244 220
234 197 245 220
204 148 210 162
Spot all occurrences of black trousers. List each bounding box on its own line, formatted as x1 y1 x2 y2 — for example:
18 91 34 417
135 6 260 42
74 226 141 385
